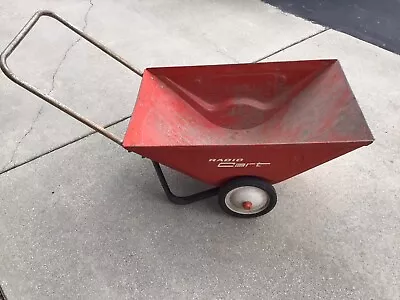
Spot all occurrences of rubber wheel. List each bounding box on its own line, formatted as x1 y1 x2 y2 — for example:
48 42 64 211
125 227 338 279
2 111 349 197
218 177 277 218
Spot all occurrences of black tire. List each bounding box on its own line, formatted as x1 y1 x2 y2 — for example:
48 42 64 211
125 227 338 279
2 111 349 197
218 177 277 218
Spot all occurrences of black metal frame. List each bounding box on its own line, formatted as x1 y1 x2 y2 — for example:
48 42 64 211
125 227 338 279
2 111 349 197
152 161 219 204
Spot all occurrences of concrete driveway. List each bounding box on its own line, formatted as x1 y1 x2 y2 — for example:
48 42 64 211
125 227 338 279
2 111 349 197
1 0 399 299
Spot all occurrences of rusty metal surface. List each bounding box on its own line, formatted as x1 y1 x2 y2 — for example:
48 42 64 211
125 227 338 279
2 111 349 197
0 10 143 146
123 60 374 185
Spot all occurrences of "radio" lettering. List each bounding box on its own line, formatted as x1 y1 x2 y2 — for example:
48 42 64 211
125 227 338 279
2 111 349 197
209 158 244 162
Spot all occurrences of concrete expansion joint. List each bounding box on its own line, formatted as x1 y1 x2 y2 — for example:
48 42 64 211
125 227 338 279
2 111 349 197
253 27 330 63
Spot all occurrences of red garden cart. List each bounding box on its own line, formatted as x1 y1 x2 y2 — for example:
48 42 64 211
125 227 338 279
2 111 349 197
0 11 374 218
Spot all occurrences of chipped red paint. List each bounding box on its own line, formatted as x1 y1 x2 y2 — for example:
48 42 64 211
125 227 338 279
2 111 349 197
122 60 374 186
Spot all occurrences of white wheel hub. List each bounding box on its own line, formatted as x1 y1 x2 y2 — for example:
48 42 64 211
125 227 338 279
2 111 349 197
224 186 270 215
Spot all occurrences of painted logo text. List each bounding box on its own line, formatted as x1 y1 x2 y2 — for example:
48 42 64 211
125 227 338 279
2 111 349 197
209 158 271 168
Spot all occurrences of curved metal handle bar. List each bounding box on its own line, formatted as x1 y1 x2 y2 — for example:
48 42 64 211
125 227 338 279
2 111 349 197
0 10 143 146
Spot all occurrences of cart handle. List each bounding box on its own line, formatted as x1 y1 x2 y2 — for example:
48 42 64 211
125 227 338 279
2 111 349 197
0 10 143 146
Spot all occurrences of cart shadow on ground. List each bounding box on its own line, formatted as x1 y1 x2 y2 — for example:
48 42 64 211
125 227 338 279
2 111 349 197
101 156 311 250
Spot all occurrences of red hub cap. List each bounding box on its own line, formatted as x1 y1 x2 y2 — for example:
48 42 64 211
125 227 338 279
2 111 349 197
242 201 253 210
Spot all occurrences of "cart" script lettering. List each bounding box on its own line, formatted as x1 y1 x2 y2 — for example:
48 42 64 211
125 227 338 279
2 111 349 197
209 158 271 168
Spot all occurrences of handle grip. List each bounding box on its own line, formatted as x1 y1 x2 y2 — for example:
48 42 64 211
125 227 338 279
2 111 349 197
0 10 142 146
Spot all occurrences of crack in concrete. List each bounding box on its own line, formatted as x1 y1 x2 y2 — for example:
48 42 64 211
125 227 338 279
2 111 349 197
48 0 94 95
0 0 95 173
0 106 44 173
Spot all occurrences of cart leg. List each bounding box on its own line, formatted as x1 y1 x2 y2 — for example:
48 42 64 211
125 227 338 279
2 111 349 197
152 161 219 205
